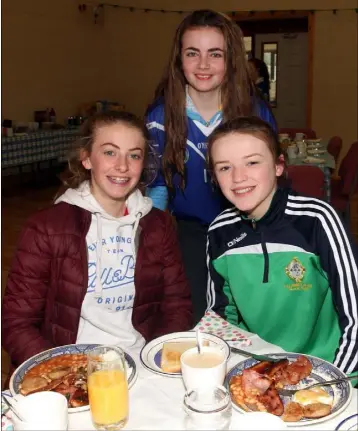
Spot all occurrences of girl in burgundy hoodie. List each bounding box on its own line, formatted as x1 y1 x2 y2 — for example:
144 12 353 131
2 111 193 370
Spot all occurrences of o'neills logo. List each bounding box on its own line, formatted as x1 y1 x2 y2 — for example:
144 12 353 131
227 233 247 247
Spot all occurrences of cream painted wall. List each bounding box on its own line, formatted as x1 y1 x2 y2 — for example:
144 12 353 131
2 0 357 159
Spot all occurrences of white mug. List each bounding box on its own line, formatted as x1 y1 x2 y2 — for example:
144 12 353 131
230 412 287 430
11 392 68 431
278 133 289 141
180 346 227 391
295 132 306 141
287 145 297 159
297 141 306 156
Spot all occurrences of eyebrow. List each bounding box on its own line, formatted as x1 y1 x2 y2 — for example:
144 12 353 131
100 143 143 152
243 153 264 159
214 153 263 165
184 47 225 53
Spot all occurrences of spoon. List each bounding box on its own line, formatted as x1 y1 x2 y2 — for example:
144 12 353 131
196 330 202 355
2 395 25 422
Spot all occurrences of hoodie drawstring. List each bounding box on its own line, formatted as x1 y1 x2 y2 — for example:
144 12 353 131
131 212 142 265
94 213 103 298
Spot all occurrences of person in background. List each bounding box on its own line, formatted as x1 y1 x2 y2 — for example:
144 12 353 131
2 111 193 370
248 56 271 101
145 9 277 323
206 116 358 375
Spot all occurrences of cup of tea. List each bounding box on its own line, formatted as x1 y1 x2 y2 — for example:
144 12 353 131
287 145 298 159
11 392 68 431
295 132 306 141
180 346 227 391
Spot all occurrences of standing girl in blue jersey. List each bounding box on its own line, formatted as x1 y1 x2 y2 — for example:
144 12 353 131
206 116 358 375
146 9 276 322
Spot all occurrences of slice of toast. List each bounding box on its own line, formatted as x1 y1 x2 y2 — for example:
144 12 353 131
160 340 209 373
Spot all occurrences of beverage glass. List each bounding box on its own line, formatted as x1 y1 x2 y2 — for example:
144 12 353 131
183 385 232 430
87 345 129 430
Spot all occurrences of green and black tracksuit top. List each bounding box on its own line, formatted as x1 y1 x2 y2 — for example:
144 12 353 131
207 187 358 375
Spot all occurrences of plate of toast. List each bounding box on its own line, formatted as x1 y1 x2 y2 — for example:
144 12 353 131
139 331 230 377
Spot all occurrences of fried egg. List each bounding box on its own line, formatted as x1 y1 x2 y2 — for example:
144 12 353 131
292 387 333 406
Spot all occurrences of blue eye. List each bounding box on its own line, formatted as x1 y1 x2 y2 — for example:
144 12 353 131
130 154 141 160
104 150 115 156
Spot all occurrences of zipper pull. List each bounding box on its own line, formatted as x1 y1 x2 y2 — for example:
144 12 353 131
252 219 256 230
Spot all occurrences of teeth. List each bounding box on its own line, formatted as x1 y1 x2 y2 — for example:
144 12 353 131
109 177 129 184
197 75 210 78
234 187 254 194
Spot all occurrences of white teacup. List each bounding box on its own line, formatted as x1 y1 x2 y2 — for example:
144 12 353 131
11 392 68 431
230 411 287 430
295 132 306 141
287 145 297 159
180 346 227 391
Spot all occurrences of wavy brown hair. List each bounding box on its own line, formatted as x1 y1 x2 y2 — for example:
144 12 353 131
153 9 255 192
60 111 158 193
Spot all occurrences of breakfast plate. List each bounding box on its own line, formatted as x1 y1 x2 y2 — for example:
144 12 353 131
224 353 352 427
335 413 358 430
306 138 322 144
9 344 137 413
140 331 230 377
303 157 325 164
307 149 326 155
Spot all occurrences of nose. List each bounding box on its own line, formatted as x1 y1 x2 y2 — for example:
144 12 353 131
115 155 129 172
198 54 210 70
232 166 248 183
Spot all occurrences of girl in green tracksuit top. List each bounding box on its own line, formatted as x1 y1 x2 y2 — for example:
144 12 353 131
205 116 358 375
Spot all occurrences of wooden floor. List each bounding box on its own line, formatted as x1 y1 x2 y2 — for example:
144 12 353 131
1 182 358 388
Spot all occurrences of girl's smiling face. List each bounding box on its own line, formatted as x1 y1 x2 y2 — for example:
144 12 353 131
82 123 145 215
212 133 284 220
181 27 226 96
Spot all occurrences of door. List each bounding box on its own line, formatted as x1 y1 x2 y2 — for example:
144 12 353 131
255 32 308 128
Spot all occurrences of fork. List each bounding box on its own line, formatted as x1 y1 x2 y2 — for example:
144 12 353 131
277 375 357 397
230 346 282 363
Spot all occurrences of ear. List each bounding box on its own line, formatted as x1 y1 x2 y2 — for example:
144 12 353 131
80 150 92 170
275 154 285 177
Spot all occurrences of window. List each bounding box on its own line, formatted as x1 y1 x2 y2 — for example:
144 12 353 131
244 36 252 58
262 42 278 106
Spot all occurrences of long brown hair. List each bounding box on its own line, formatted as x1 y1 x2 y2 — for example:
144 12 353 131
153 9 255 192
60 111 157 193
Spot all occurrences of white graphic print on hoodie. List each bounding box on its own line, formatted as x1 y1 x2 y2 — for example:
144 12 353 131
56 181 153 349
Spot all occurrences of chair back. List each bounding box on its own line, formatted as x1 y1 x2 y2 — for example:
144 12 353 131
279 128 317 139
338 141 358 196
327 136 343 164
286 165 325 199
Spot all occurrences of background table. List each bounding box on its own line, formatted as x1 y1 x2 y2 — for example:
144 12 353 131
287 141 335 202
1 128 79 169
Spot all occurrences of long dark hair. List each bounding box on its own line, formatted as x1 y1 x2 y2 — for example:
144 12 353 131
152 9 256 192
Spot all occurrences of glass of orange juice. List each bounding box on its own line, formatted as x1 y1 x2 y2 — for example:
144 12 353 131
87 345 129 430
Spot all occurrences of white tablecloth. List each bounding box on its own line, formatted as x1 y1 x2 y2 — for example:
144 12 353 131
69 334 358 431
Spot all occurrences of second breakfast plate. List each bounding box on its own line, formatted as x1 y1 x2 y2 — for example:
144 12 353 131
10 344 138 413
225 352 353 427
140 331 230 377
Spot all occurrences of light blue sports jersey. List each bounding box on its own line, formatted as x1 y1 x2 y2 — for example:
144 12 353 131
146 97 277 225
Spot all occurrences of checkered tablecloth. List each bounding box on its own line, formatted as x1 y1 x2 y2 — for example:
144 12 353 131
1 128 79 168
